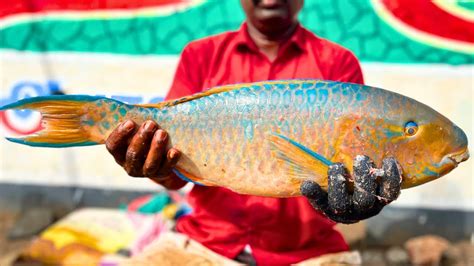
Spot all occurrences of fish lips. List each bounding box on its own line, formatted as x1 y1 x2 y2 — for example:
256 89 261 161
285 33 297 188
438 148 470 175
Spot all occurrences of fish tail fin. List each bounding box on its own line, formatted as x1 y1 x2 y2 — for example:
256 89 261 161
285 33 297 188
0 95 126 148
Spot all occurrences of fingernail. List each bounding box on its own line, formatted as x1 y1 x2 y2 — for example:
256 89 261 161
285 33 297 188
144 121 156 131
169 149 178 159
156 129 166 140
121 120 134 131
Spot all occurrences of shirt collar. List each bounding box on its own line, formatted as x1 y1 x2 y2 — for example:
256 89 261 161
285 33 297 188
233 22 306 53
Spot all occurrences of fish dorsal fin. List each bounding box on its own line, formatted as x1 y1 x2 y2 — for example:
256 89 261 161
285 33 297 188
137 80 316 108
137 83 250 109
267 133 332 188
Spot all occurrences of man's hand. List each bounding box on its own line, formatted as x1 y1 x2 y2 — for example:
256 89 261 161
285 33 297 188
105 120 187 189
301 155 402 224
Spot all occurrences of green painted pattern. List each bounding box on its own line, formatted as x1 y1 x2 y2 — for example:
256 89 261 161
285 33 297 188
0 0 472 64
458 1 474 10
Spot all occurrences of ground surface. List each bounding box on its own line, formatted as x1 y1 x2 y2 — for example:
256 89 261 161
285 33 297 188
0 211 32 265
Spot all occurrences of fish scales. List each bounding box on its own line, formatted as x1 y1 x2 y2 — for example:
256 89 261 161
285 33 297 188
150 81 366 196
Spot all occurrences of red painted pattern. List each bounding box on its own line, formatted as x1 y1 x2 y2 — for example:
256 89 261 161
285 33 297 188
0 111 42 135
0 0 185 19
381 0 474 43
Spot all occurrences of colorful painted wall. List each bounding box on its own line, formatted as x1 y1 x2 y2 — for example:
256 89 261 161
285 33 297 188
0 0 472 210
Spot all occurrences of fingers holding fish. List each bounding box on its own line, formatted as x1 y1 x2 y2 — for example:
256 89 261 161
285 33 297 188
149 148 186 189
301 180 329 210
379 157 402 203
124 120 158 177
301 155 403 224
327 163 352 216
105 120 137 166
105 119 185 189
301 179 359 224
156 148 181 178
352 155 378 212
324 163 364 224
143 129 168 177
143 131 180 179
329 156 401 222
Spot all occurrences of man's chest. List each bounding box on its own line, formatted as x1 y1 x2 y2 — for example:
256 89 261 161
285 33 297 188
201 51 328 90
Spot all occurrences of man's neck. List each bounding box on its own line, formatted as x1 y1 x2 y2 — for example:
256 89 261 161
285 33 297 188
246 22 298 62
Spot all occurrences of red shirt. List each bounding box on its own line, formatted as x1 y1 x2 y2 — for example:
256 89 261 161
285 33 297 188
167 23 364 265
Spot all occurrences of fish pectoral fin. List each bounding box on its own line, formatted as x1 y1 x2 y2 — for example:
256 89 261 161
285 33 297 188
267 133 331 188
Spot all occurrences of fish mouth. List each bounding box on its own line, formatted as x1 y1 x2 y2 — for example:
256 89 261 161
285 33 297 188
440 148 470 169
403 148 469 189
447 148 469 165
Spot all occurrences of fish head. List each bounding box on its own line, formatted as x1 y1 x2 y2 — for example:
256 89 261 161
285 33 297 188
378 93 469 188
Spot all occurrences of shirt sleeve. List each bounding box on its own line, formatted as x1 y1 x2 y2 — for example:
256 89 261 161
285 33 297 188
165 44 203 100
333 50 364 85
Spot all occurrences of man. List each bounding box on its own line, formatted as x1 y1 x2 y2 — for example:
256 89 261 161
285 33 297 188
106 0 401 264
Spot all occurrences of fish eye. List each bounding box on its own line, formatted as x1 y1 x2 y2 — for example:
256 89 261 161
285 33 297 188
404 121 418 136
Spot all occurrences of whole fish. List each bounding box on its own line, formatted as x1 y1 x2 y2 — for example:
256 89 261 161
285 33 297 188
1 79 469 197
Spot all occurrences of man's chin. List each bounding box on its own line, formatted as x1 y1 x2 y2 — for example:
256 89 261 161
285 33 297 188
254 17 292 34
256 8 289 19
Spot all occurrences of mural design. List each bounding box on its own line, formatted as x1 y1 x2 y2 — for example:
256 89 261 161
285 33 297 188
0 0 472 63
372 0 474 54
0 0 203 28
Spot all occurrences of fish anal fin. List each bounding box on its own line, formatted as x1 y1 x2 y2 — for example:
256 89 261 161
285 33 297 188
173 168 215 186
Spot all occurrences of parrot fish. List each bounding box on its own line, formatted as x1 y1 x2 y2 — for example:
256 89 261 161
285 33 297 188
0 79 469 197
